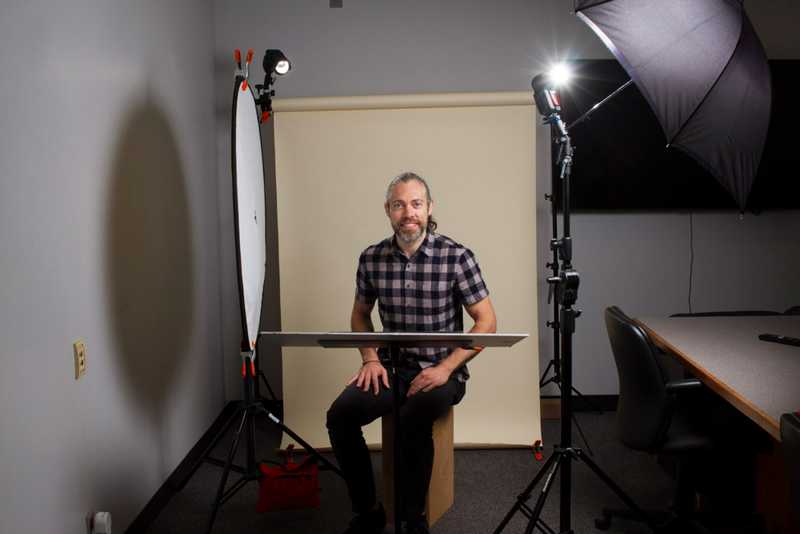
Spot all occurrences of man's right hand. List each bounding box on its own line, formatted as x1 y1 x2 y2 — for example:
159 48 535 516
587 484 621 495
348 360 390 395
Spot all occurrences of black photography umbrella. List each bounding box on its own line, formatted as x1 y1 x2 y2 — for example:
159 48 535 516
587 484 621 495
574 0 771 211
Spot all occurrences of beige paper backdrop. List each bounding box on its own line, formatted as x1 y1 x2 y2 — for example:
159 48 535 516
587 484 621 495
273 92 540 448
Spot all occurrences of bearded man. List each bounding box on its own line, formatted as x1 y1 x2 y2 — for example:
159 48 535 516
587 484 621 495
326 172 496 534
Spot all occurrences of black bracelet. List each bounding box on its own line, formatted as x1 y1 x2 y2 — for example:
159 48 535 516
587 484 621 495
361 360 381 367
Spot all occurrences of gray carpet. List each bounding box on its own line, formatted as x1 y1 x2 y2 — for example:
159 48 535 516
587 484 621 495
144 410 680 534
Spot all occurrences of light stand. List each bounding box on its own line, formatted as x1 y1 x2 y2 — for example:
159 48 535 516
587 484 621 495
494 72 655 534
255 48 291 123
539 122 599 457
171 48 343 534
538 78 635 414
250 47 291 411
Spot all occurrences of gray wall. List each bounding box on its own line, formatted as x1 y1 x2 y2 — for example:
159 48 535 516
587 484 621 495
0 1 222 532
213 0 800 398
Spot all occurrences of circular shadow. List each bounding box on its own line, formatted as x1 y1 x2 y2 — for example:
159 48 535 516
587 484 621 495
106 100 194 419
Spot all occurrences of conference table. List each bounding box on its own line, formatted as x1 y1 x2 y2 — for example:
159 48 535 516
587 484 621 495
637 315 800 442
637 315 800 532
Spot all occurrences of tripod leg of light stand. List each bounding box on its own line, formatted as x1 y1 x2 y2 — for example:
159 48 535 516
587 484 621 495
255 405 344 478
171 404 246 491
248 353 342 482
493 452 558 534
205 408 249 534
523 452 566 534
570 412 594 457
534 519 558 534
539 359 555 388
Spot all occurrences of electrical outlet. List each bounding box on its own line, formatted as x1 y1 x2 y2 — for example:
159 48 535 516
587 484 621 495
74 340 87 379
87 511 112 534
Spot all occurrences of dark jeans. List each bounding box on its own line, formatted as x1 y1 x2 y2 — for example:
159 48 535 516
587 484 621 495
326 365 465 520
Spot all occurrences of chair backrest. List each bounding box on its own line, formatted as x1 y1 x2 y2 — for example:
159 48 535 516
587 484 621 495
605 306 671 451
780 412 800 520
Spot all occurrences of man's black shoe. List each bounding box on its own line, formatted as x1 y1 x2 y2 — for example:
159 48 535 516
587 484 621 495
343 503 386 534
403 516 430 534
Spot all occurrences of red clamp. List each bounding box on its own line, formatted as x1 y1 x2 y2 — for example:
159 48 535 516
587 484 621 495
533 440 544 461
235 48 253 91
241 350 255 378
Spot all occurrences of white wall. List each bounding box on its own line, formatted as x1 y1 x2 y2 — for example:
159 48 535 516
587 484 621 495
212 0 800 398
0 1 222 532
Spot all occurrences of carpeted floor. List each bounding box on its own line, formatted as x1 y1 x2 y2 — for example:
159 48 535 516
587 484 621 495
143 409 685 534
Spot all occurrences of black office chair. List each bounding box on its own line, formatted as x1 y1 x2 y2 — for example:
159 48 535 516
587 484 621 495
780 412 800 526
597 306 713 531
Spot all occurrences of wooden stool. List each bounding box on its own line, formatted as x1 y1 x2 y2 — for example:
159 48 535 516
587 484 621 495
381 407 454 526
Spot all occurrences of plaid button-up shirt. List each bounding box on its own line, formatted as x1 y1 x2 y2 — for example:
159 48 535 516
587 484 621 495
355 231 489 381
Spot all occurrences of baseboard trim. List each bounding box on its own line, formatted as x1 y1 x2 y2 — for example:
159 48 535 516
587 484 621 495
125 400 245 534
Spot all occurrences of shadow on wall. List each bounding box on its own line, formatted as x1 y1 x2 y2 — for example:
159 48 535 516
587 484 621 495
105 99 194 430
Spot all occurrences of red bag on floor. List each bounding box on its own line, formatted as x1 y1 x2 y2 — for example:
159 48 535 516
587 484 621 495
257 444 320 512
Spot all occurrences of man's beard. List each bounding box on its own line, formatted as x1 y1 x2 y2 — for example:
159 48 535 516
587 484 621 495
393 220 426 244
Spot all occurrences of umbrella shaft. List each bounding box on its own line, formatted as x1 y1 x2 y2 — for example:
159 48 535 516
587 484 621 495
570 79 633 131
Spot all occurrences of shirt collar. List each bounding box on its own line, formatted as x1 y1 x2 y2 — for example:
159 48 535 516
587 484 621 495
419 231 434 257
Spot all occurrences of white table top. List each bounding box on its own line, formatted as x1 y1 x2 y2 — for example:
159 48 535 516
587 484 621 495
259 331 528 349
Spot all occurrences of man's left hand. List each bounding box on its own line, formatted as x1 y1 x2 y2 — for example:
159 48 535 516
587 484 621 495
407 365 452 397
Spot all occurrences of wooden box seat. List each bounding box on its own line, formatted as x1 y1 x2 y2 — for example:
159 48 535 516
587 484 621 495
381 407 454 526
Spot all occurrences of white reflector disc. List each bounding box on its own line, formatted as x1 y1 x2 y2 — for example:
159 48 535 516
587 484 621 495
231 78 266 350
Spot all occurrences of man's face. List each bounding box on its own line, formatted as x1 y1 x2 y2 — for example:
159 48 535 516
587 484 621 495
385 179 432 244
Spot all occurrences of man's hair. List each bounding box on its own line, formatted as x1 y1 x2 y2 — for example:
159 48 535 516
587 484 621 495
385 171 438 233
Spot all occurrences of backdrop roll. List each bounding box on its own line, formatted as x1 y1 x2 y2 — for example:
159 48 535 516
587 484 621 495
273 91 541 448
